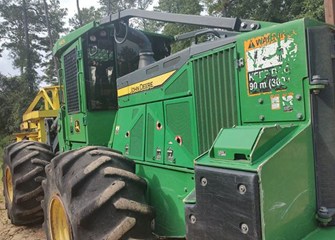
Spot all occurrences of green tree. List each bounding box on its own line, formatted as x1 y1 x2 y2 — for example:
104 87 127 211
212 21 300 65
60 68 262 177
131 0 154 30
0 74 33 158
0 0 67 87
99 0 136 14
69 6 102 30
40 0 68 85
0 74 33 136
0 0 39 92
98 0 154 30
76 0 83 26
155 0 203 52
298 0 324 21
203 0 324 22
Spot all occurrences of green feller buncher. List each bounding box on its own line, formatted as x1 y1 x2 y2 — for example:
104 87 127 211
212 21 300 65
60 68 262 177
2 9 335 240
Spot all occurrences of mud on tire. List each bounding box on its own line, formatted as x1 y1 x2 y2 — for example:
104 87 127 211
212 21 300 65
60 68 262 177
2 140 54 225
42 146 155 240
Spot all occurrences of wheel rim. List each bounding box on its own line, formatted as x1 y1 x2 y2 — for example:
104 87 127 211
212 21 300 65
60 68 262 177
49 195 72 240
5 166 13 203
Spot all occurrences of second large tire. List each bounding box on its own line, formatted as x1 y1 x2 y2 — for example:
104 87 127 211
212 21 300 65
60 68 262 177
2 140 54 225
42 146 155 240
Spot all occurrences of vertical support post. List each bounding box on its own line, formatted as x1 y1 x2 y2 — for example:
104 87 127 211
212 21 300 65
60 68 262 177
325 0 335 24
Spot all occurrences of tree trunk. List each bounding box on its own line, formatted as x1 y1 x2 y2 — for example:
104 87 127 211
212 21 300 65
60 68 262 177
76 0 83 26
325 0 335 24
22 0 34 93
43 0 59 83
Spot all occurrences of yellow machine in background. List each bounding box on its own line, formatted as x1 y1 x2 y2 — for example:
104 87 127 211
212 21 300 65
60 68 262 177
14 86 60 143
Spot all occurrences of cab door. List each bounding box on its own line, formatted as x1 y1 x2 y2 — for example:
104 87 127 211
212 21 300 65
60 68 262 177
62 39 87 146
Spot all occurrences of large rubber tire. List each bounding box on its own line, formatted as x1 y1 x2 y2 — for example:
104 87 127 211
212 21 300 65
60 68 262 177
42 146 155 240
2 140 54 225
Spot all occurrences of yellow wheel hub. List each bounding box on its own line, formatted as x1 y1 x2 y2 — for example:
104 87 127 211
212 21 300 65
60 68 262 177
49 195 72 240
5 166 13 203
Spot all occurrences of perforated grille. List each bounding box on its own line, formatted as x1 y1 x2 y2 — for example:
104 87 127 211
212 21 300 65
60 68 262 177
130 115 144 158
166 101 193 153
64 48 79 113
193 47 238 153
146 113 155 160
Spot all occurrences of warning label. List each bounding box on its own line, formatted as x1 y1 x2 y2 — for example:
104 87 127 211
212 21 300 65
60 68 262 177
244 32 298 96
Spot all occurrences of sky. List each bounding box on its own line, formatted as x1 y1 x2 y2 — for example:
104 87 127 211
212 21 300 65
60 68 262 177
0 0 101 76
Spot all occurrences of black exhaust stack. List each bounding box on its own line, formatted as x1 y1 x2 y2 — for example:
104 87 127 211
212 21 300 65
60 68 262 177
114 22 155 68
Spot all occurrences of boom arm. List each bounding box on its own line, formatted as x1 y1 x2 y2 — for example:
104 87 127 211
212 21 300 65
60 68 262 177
100 9 264 32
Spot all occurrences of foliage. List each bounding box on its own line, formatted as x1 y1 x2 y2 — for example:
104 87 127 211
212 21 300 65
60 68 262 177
0 74 33 160
69 6 102 30
0 0 67 86
203 0 324 22
297 0 324 21
0 0 41 88
154 0 324 52
0 74 34 136
155 0 203 52
98 0 155 31
99 0 136 14
40 0 68 85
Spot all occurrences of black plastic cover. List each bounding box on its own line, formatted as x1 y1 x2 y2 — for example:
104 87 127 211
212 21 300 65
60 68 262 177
308 26 335 225
185 166 261 240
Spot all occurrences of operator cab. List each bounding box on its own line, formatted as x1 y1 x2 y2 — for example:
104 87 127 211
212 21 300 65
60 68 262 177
83 25 173 111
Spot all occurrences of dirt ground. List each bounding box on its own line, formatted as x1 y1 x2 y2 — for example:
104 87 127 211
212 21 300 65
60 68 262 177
0 183 46 240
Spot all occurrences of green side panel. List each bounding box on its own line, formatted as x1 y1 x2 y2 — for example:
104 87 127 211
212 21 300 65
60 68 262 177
259 125 317 239
192 44 239 154
136 163 194 237
164 66 191 97
303 227 335 240
118 64 193 108
112 105 146 160
236 19 308 123
146 102 165 163
164 96 198 168
86 111 116 146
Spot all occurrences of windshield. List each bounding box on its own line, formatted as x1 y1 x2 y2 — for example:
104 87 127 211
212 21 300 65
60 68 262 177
84 28 117 111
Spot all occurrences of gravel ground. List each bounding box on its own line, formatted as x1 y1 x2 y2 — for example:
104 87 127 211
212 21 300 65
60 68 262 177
0 182 46 240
